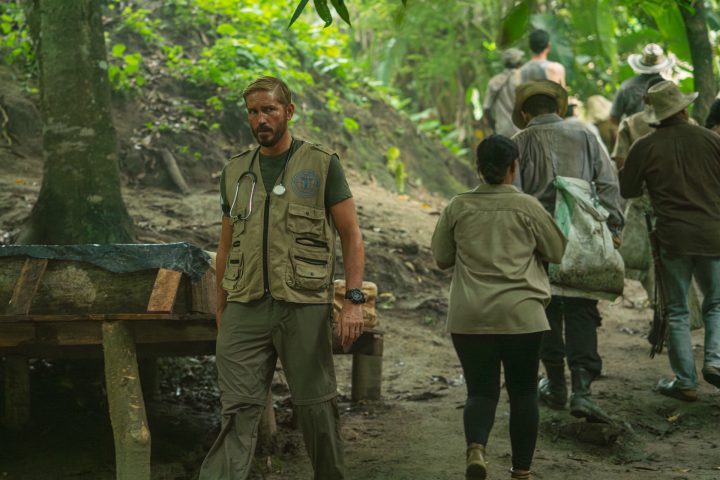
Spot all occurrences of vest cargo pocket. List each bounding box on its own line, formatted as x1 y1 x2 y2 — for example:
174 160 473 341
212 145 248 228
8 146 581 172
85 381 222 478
286 249 331 291
221 253 243 291
287 203 325 237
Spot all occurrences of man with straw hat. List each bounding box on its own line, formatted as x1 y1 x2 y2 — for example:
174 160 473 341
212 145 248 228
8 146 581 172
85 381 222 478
610 43 675 125
512 80 623 423
483 48 524 138
620 80 720 402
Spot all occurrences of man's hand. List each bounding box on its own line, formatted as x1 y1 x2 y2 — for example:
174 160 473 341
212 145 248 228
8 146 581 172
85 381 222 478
337 301 364 349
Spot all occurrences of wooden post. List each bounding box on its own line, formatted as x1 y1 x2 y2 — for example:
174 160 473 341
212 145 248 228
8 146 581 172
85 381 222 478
351 334 383 402
102 321 151 480
3 355 30 429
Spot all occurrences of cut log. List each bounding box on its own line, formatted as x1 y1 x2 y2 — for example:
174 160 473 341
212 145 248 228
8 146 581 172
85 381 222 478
191 267 216 314
7 258 48 315
0 259 192 316
102 321 151 480
2 355 30 430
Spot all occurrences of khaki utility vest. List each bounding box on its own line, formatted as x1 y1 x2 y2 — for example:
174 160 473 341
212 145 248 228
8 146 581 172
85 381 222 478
222 142 337 304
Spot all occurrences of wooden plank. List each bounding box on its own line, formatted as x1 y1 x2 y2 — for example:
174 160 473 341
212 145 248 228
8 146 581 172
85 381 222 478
0 313 213 322
0 324 35 348
191 268 216 314
7 258 48 315
147 268 183 313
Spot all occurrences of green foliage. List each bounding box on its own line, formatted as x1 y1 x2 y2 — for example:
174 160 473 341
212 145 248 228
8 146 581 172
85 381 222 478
108 43 146 92
499 1 530 48
343 117 359 132
163 0 353 102
0 4 33 69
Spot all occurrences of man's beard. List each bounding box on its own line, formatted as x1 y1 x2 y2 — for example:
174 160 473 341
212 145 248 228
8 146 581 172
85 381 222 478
253 122 287 147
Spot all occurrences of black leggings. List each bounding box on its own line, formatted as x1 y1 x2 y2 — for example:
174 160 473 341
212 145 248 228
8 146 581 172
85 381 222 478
452 332 543 471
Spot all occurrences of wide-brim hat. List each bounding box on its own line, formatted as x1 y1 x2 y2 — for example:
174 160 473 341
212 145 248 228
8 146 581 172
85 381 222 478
644 80 697 123
628 43 675 74
512 80 568 128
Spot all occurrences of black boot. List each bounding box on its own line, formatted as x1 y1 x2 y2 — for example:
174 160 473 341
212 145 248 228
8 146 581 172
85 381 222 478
538 362 567 409
569 367 612 424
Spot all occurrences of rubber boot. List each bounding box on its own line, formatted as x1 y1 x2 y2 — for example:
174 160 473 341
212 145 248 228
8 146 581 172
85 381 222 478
466 443 487 480
538 362 567 409
569 367 612 424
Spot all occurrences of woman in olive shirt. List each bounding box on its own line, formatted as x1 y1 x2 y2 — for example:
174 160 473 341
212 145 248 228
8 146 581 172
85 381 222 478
431 135 566 480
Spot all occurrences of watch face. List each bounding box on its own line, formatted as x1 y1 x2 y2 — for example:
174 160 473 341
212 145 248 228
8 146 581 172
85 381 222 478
346 289 365 303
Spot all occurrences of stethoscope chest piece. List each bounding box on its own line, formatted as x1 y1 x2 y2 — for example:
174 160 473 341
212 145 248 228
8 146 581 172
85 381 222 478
272 184 287 196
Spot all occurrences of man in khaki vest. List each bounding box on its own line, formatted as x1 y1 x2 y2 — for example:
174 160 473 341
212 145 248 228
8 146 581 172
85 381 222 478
199 76 365 480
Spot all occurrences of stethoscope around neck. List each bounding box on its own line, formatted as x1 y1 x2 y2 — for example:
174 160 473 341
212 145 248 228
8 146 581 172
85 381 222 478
229 139 295 221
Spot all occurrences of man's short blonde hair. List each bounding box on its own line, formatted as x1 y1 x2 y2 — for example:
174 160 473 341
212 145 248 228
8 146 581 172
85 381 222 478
242 76 292 106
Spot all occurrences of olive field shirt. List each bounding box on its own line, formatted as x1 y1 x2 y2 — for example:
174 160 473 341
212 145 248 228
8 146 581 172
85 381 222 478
512 114 625 234
620 118 720 256
431 184 567 334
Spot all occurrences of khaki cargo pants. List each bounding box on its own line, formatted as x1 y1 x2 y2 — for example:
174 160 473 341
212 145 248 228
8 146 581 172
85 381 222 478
198 297 345 480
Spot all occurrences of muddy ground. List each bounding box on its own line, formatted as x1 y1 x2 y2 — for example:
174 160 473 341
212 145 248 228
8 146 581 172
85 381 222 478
1 166 720 480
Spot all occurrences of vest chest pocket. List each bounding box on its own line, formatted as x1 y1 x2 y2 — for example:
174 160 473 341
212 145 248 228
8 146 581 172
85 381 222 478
221 252 243 291
287 203 325 238
286 247 331 291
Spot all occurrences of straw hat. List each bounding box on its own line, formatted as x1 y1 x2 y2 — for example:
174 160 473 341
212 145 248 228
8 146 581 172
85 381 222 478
643 80 697 123
512 80 568 128
628 44 675 74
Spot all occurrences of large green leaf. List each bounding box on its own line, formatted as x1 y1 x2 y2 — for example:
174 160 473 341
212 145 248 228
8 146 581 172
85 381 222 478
641 0 691 61
288 0 310 29
330 0 351 26
314 0 333 27
498 1 530 48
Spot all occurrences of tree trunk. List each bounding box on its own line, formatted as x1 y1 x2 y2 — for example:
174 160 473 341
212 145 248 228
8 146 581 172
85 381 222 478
17 0 134 244
679 0 716 124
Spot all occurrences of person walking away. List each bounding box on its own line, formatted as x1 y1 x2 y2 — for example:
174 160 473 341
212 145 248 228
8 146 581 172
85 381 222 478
432 135 566 480
483 48 524 138
199 76 366 480
519 30 566 87
620 80 720 402
613 77 704 337
585 95 617 155
610 43 674 125
511 80 624 423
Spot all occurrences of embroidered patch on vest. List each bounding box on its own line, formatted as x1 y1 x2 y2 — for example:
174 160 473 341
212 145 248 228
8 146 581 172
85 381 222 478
291 170 321 198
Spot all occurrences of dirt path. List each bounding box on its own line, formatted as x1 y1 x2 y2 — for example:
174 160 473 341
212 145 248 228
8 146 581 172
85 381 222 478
2 174 720 480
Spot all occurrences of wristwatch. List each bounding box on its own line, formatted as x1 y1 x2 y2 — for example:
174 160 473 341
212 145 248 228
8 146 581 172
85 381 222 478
344 288 366 304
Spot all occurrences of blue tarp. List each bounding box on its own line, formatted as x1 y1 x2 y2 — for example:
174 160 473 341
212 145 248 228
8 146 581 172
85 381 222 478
0 243 211 281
